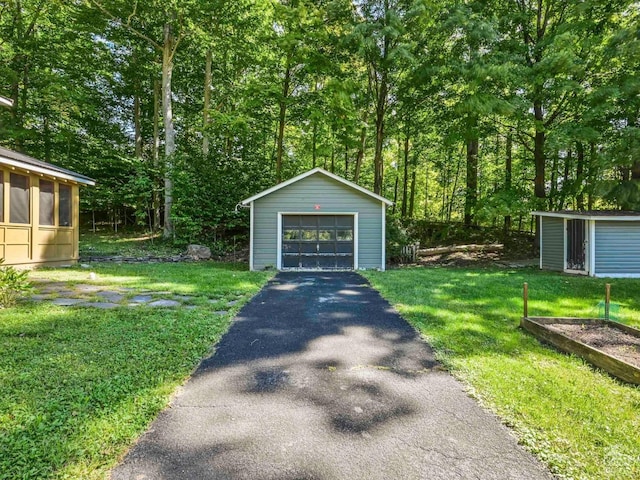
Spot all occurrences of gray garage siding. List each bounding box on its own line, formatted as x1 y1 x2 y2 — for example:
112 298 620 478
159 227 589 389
594 221 640 275
252 173 383 270
541 216 564 270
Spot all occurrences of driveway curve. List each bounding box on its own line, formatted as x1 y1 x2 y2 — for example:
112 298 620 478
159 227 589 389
112 272 552 480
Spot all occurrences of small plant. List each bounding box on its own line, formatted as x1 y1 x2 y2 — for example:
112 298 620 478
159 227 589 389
0 258 31 308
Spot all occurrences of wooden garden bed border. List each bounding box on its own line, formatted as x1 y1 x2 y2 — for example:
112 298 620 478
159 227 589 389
520 316 640 385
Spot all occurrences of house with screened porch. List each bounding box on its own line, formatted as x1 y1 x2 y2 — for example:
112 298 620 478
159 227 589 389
0 147 94 267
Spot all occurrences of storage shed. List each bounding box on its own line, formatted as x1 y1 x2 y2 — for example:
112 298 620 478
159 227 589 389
0 147 95 267
533 210 640 277
240 168 392 271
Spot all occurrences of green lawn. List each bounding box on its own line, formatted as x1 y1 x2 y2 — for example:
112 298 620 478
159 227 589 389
79 230 183 258
364 267 640 480
0 262 272 480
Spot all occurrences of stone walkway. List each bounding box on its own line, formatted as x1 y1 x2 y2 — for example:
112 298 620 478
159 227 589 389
27 280 239 312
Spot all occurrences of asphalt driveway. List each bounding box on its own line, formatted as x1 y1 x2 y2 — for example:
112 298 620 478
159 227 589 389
112 272 553 480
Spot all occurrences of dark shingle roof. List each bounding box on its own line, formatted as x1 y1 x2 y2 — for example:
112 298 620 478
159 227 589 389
0 146 95 185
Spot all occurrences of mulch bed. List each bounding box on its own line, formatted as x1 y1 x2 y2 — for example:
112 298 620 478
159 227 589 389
546 323 640 369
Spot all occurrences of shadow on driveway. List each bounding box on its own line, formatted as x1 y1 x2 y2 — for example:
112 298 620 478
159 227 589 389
112 272 552 480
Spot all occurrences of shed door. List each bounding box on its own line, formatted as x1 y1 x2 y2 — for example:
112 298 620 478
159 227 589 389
566 219 586 271
282 215 354 270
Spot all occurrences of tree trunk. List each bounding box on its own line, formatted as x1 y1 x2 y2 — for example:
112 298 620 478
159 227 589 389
152 78 161 231
588 142 596 210
549 150 559 209
464 136 478 226
43 114 51 162
203 49 212 157
373 76 387 195
533 102 546 198
344 144 349 178
312 121 317 168
401 132 409 218
275 55 291 183
448 154 462 223
409 165 416 219
424 160 429 218
576 141 585 210
162 23 176 239
504 134 512 235
353 121 367 183
134 93 143 158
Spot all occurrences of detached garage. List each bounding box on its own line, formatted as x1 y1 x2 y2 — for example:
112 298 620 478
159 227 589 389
0 147 95 267
533 210 640 277
240 168 392 271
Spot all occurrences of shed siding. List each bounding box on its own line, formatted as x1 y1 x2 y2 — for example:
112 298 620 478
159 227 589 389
541 216 564 270
594 221 640 274
252 173 383 270
0 167 81 267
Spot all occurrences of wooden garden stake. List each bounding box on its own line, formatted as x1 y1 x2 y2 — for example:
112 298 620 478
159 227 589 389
605 283 611 321
523 282 528 318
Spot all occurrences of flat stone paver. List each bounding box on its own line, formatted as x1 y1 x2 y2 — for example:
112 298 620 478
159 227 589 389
131 295 153 303
112 272 553 480
97 291 125 302
51 298 86 306
77 301 121 309
148 299 181 308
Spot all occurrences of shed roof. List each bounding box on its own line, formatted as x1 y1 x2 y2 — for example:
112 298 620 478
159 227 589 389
241 168 393 206
0 146 95 185
532 210 640 221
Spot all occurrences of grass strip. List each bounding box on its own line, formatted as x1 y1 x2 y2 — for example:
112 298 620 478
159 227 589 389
364 267 640 480
0 262 272 479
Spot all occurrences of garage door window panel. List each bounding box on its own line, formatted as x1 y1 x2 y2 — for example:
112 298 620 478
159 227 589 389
336 256 352 268
336 229 352 241
301 215 317 227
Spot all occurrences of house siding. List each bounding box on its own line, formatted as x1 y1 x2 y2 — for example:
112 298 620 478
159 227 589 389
252 173 384 270
0 167 81 267
541 216 564 270
594 221 640 275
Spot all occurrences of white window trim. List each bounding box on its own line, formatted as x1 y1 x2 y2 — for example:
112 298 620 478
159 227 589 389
276 212 359 271
589 219 596 277
539 216 543 269
381 202 386 271
564 218 588 275
249 201 254 271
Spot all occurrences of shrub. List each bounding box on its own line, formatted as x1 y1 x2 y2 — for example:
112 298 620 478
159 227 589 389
0 259 31 308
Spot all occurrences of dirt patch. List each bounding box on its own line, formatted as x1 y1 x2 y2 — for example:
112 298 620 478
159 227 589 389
404 249 538 268
546 323 640 369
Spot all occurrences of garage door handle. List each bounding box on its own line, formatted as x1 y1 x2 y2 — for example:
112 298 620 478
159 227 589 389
316 243 319 252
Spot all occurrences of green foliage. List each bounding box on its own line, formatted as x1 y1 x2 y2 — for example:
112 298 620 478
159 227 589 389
365 268 640 480
1 0 640 242
385 215 411 261
0 263 272 479
0 259 31 308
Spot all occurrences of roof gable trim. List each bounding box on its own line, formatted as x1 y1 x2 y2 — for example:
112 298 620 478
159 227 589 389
532 211 640 221
241 168 393 206
0 147 95 186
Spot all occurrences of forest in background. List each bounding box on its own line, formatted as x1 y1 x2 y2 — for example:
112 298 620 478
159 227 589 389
1 0 639 250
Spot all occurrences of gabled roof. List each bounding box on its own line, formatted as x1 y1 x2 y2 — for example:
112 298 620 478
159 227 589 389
241 167 393 205
0 146 95 185
532 210 640 221
0 96 13 108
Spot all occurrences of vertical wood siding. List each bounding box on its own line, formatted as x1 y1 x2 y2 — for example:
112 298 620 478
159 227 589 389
541 216 564 270
253 173 383 270
594 221 640 275
0 168 81 267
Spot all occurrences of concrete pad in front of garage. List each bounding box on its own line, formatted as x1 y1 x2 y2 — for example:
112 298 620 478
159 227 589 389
111 272 553 480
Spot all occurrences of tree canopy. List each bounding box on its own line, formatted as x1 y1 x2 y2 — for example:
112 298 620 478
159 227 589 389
1 0 639 245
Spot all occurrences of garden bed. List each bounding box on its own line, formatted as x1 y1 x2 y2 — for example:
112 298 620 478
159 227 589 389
521 317 640 385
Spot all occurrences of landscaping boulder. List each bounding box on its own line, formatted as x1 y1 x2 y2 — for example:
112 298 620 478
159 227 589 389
186 244 212 260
